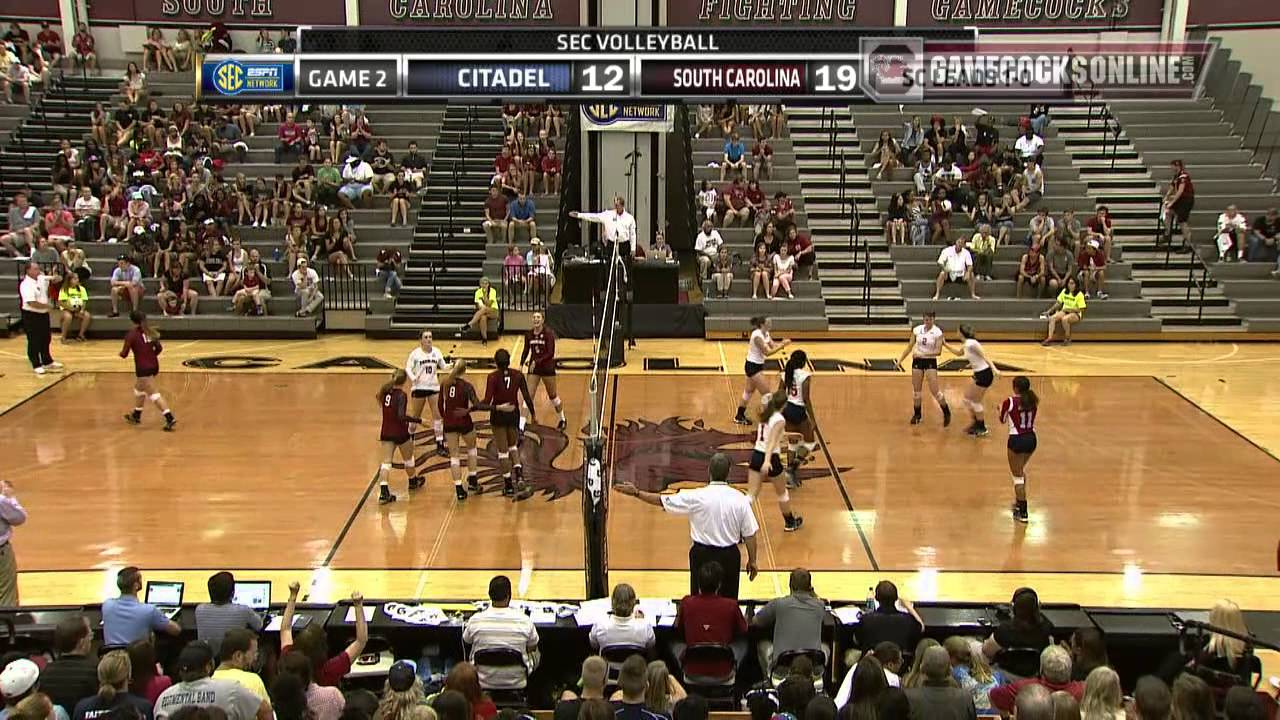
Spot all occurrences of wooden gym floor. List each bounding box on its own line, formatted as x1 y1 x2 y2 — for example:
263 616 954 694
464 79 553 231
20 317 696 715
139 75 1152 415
1 335 1279 611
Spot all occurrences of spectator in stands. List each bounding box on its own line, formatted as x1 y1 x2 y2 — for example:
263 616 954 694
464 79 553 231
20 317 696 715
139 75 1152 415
1215 204 1248 262
1 191 39 256
376 247 403 299
983 588 1054 676
1042 275 1086 345
1079 666 1122 720
613 657 661 720
1017 240 1047 299
1027 207 1055 247
509 190 537 243
398 141 427 192
369 140 396 194
158 262 197 316
1085 206 1113 257
199 238 228 297
125 641 171 706
281 583 367 688
904 646 976 720
339 154 374 209
102 567 181 646
291 258 323 317
482 185 508 244
757 221 781 255
1127 676 1170 720
1058 209 1083 250
933 235 979 300
1068 628 1108 682
770 191 795 236
869 130 900 181
1167 599 1253 688
697 181 718 223
173 29 195 70
944 637 1004 714
970 224 997 282
31 236 63 289
203 22 233 53
694 219 723 281
501 243 526 296
462 575 539 690
749 242 771 300
1223 686 1265 720
1168 674 1214 720
721 178 749 228
770 240 797 300
1014 127 1044 165
71 23 97 73
194 572 262 656
672 561 746 677
1018 160 1044 212
41 615 98 715
900 116 925 161
884 190 911 246
637 661 686 717
71 650 152 720
277 652 342 720
989 646 1082 715
315 158 342 207
58 272 91 341
721 131 748 181
291 155 315 206
989 193 1015 248
537 145 561 196
121 62 145 106
700 247 733 299
154 642 268 720
928 187 953 245
74 186 101 242
436 663 493 720
855 581 923 654
651 233 675 263
554 657 607 720
753 569 832 680
1248 207 1279 263
1077 237 1108 299
751 136 775 181
142 28 177 72
275 112 303 164
1163 159 1195 252
744 179 768 227
589 582 654 653
388 170 412 227
1 659 68 720
109 256 144 318
212 629 268 702
459 277 499 344
1013 684 1054 720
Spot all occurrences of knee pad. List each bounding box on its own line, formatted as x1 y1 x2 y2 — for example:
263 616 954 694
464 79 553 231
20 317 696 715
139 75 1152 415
1012 476 1025 487
779 491 790 503
149 393 161 402
133 389 147 399
380 463 393 471
518 416 527 433
449 458 460 468
468 448 478 458
968 399 984 413
497 452 509 461
912 391 923 402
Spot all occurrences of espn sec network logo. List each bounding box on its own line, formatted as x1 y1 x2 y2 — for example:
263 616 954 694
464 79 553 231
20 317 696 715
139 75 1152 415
206 58 290 96
860 38 925 103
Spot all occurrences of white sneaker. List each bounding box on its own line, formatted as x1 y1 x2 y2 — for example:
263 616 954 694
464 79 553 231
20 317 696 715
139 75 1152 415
34 366 46 376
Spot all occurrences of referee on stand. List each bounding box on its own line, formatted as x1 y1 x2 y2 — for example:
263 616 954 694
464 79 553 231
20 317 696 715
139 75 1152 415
614 452 759 599
19 262 60 376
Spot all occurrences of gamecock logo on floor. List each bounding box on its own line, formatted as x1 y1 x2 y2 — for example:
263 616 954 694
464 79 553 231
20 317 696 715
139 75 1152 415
413 416 843 501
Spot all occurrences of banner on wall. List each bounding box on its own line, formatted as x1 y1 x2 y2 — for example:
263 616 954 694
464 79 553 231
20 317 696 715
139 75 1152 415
88 0 346 24
666 0 895 27
359 0 581 25
581 104 674 133
913 0 1164 27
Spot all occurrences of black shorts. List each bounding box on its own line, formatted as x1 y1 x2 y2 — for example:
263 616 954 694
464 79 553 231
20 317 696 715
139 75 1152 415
411 388 438 399
782 402 808 425
443 422 474 436
944 274 968 284
912 357 939 371
381 433 411 446
749 449 784 477
490 409 520 428
529 365 556 377
744 360 765 378
136 367 159 378
1008 432 1038 455
1171 196 1194 223
974 368 995 388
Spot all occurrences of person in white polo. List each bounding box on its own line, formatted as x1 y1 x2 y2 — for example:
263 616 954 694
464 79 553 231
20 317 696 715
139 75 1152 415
933 235 981 301
613 452 759 599
19 262 62 376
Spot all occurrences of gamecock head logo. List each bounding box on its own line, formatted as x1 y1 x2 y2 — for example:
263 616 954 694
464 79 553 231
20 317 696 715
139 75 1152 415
414 416 844 502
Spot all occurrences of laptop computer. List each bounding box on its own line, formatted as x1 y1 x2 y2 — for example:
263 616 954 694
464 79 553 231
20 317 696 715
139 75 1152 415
233 580 273 624
144 581 184 621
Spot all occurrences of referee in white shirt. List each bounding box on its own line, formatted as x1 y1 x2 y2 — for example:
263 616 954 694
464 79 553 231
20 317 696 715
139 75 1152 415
19 262 61 375
571 195 638 260
614 452 759 599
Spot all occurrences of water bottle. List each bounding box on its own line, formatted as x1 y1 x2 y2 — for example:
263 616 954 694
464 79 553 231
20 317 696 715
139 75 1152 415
865 587 876 613
273 246 282 262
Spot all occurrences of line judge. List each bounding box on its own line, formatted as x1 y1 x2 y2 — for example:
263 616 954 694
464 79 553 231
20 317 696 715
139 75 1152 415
614 452 759 599
19 261 62 376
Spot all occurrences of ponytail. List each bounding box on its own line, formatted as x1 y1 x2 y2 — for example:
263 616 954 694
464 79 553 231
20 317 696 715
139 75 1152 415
752 391 786 424
378 369 408 401
129 310 159 340
749 315 767 329
1013 376 1038 412
96 650 131 705
784 350 808 394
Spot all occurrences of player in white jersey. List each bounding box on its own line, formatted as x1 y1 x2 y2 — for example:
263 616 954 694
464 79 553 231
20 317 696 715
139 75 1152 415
780 349 817 488
405 330 450 458
897 311 957 426
734 315 790 425
954 324 997 436
747 391 803 532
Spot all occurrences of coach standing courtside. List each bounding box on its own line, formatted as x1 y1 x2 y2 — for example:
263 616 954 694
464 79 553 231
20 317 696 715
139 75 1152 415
20 262 62 376
614 452 759 599
0 480 27 606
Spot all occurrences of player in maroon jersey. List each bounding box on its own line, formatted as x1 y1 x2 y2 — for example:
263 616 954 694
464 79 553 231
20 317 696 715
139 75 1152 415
521 311 566 430
438 360 489 502
483 348 536 499
375 369 425 505
998 376 1039 524
120 311 177 431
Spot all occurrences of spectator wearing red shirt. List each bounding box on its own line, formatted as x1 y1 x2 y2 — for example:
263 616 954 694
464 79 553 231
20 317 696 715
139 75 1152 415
787 226 816 280
744 180 767 223
36 22 63 62
280 581 368 687
233 265 268 315
44 197 75 251
673 561 747 678
493 146 515 185
722 178 749 227
275 112 303 164
1085 206 1113 259
1163 159 1195 251
1076 236 1108 299
752 138 774 180
482 185 509 244
988 646 1083 715
771 191 796 236
541 147 562 195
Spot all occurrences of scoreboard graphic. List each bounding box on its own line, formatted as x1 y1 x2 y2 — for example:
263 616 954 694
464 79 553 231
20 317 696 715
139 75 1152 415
196 29 1215 104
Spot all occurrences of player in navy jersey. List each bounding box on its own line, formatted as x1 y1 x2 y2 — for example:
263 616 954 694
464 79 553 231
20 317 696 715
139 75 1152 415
438 360 489 502
521 311 566 429
484 349 536 499
998 376 1039 524
375 369 424 505
120 311 177 431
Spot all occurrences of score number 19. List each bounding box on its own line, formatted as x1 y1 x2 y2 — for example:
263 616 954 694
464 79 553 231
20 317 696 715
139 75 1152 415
810 61 860 94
